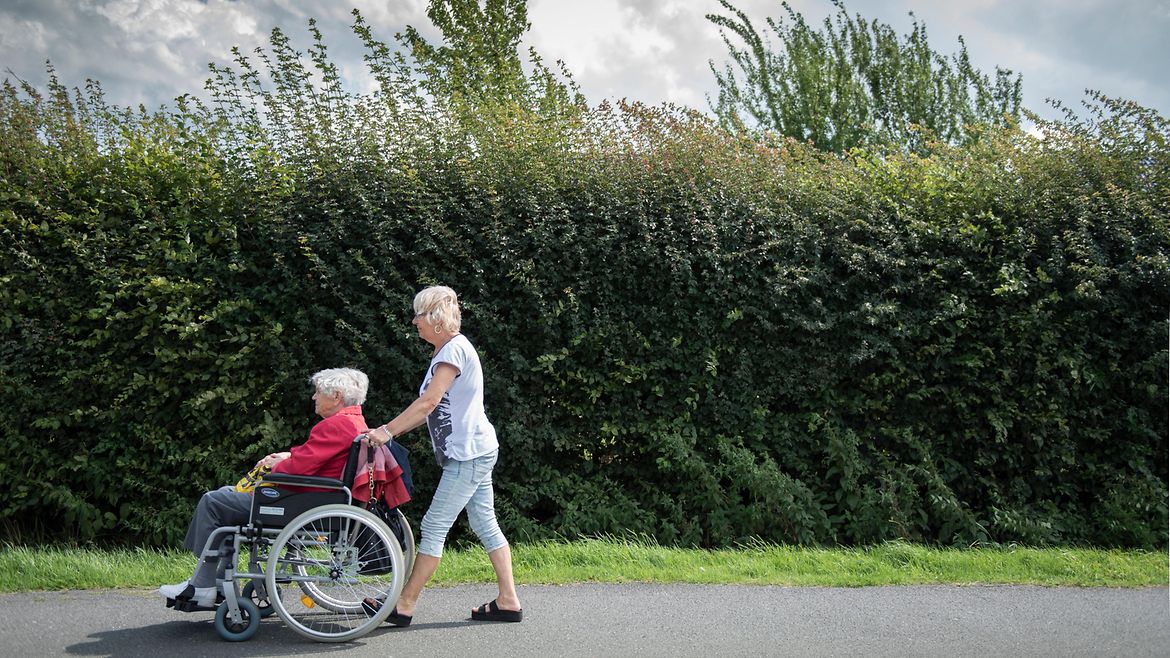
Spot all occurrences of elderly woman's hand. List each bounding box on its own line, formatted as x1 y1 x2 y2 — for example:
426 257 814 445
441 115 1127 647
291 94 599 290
258 452 291 469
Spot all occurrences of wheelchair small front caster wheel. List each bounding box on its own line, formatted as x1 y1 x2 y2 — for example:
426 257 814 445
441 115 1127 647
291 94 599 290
242 580 277 618
214 598 261 642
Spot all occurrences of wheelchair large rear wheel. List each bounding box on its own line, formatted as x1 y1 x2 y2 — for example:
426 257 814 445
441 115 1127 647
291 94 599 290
292 507 415 613
266 504 405 642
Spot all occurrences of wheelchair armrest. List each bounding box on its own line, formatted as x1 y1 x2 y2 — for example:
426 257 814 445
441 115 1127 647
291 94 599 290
260 472 344 489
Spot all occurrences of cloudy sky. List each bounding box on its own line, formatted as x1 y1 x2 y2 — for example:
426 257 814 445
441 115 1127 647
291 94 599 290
1 0 1167 123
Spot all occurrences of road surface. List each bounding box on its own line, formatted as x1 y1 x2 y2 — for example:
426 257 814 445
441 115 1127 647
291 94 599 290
1 583 1166 657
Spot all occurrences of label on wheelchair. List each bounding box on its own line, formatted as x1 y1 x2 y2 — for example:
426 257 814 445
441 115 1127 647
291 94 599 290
259 506 285 516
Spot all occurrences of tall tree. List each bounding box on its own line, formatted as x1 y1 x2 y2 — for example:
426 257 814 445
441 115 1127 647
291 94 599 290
398 0 582 114
707 0 1022 152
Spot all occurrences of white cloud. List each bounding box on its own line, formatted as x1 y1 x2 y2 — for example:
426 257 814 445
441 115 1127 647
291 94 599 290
527 1 671 76
0 13 50 56
527 0 731 107
91 0 202 41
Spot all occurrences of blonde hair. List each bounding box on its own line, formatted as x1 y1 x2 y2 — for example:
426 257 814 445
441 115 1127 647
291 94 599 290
413 285 462 334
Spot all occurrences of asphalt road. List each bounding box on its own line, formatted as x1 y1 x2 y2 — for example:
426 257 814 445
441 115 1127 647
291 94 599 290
1 584 1166 657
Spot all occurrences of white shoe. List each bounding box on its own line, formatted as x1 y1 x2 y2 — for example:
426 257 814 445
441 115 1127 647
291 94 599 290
158 580 190 599
158 580 217 606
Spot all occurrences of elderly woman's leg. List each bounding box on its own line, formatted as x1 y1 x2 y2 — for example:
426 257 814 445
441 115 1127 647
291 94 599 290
160 486 252 603
182 486 252 555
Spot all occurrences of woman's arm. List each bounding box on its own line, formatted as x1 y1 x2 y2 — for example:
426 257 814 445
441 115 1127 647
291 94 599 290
369 363 458 446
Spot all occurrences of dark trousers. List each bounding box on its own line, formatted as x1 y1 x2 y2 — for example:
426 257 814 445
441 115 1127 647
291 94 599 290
182 485 253 587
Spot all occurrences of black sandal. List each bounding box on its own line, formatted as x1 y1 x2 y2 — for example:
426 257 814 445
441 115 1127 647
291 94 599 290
471 599 523 623
361 597 412 627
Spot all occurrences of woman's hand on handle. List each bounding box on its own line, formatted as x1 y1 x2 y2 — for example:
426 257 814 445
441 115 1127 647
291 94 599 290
368 425 394 447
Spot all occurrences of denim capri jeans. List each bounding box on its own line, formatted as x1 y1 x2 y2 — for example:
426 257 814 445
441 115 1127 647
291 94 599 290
418 449 507 558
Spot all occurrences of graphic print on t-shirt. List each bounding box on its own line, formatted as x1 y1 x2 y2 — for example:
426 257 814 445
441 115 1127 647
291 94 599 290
427 382 454 466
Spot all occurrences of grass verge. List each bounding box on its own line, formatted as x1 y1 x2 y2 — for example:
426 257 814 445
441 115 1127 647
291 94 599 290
1 538 1165 593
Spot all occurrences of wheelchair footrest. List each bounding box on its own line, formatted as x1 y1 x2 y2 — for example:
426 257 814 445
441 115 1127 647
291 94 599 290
165 594 223 613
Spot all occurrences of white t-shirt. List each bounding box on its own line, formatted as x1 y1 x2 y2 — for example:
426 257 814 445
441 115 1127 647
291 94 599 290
421 334 498 466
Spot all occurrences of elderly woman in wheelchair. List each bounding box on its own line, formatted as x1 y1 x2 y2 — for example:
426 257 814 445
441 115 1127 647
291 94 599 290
159 367 414 642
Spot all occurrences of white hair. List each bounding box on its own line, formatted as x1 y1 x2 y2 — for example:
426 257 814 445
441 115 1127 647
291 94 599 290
413 285 462 334
309 367 368 406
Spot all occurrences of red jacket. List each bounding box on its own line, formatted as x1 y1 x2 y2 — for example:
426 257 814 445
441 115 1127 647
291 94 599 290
271 406 366 479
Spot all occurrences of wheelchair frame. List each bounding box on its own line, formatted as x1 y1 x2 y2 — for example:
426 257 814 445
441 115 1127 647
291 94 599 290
165 435 415 643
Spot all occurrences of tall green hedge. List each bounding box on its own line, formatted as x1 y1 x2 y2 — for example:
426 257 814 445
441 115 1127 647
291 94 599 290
0 20 1166 548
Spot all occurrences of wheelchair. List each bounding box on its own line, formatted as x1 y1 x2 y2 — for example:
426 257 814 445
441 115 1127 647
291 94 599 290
164 435 416 643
